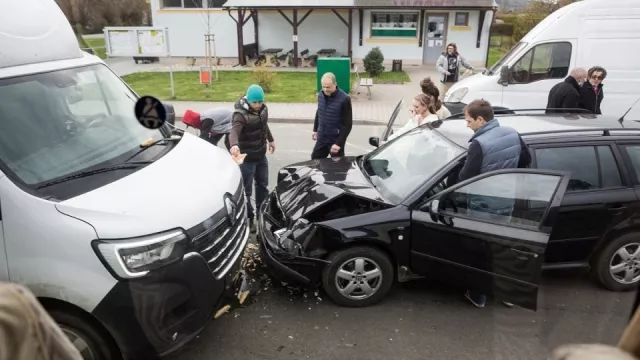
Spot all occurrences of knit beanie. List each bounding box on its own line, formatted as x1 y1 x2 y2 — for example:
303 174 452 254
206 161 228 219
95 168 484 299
246 84 265 103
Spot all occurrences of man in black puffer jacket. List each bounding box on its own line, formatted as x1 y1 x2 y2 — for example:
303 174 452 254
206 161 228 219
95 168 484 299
545 68 587 114
229 84 275 232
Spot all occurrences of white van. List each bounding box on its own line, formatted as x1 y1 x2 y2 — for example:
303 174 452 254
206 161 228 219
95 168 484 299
0 1 248 359
444 0 640 120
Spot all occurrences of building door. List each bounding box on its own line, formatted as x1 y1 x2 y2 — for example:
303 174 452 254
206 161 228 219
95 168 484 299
423 14 447 65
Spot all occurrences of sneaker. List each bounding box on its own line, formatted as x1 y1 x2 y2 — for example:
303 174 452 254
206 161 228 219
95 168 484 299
464 290 486 308
502 301 515 308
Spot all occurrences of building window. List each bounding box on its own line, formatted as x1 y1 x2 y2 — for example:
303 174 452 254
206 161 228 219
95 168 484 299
454 12 469 26
162 0 208 8
371 12 419 37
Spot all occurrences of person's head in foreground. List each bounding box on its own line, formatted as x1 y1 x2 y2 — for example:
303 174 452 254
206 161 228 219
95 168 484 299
464 99 494 132
321 72 338 96
413 94 437 117
246 84 265 112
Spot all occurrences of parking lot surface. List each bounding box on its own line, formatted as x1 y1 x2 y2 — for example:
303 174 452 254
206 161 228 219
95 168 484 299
170 123 635 360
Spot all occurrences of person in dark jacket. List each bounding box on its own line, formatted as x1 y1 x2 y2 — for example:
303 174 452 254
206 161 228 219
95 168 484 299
311 72 353 159
578 66 607 115
545 68 588 114
229 84 275 232
451 99 531 309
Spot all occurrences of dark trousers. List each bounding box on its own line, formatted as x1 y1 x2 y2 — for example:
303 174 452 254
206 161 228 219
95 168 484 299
239 156 268 219
311 141 345 160
210 133 231 150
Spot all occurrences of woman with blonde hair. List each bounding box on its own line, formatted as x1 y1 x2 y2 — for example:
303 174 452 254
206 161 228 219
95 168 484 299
387 93 439 142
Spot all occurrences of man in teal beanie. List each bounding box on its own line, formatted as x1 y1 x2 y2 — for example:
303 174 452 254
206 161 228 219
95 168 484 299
229 84 275 232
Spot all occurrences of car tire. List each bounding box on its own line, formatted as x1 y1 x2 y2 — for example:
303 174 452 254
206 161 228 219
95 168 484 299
595 234 640 292
49 309 121 360
322 246 394 307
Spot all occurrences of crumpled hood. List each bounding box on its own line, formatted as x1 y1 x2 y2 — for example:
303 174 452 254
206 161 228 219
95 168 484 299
56 133 242 239
275 156 391 220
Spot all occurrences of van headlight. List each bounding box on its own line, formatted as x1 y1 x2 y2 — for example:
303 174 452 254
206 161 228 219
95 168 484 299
446 87 468 103
93 230 187 279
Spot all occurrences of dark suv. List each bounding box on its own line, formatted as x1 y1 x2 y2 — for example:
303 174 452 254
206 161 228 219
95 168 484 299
257 101 640 310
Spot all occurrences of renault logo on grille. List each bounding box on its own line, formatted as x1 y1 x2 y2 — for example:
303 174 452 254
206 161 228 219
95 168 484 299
224 196 237 223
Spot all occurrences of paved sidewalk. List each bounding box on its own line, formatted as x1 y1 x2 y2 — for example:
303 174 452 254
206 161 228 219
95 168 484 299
171 101 402 125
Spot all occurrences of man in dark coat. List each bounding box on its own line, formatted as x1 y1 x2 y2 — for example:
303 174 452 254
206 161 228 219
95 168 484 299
545 68 587 114
578 66 607 114
229 84 275 232
311 72 353 159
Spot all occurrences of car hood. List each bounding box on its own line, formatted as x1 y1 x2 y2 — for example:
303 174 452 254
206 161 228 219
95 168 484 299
275 156 391 220
56 133 242 239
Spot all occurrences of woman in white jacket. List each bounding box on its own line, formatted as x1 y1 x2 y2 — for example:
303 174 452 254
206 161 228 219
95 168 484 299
387 94 439 142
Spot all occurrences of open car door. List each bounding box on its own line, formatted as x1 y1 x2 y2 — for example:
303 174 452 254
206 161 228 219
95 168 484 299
369 99 404 147
410 168 571 310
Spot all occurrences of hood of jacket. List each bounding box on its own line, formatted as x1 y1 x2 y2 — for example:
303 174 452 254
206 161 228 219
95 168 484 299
234 95 265 115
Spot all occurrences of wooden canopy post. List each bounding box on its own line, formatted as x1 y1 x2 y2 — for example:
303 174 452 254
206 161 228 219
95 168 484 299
347 9 353 59
278 9 313 68
252 10 259 50
228 9 246 65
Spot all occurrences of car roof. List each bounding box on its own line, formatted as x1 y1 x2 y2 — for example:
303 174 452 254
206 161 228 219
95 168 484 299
433 114 640 148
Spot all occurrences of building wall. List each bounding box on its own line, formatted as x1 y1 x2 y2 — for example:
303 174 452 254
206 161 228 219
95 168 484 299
150 0 493 66
151 0 254 58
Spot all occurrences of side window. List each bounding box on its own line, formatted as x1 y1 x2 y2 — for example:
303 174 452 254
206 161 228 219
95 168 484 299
510 42 572 84
535 146 621 192
622 145 640 183
438 172 563 228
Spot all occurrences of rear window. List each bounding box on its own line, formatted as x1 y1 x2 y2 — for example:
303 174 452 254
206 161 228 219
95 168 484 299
534 145 622 191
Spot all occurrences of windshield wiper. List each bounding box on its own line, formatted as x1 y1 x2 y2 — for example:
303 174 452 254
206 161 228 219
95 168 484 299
36 162 152 189
124 137 181 163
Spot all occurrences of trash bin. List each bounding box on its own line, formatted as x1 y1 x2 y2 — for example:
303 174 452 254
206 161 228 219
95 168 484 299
392 59 403 72
317 57 352 94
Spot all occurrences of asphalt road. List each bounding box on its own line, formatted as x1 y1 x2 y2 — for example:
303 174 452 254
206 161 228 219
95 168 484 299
169 124 637 360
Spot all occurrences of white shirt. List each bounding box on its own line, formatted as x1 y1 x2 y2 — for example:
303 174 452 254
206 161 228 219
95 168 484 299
388 113 439 141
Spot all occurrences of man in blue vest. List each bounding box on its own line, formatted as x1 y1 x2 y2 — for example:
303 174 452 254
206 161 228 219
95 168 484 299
311 72 353 159
454 99 531 309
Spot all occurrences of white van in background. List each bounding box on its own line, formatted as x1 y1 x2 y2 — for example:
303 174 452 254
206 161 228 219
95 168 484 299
444 0 640 120
0 1 248 359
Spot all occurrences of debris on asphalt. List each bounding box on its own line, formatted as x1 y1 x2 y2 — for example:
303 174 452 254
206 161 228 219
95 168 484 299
260 315 272 319
214 305 231 319
345 343 356 348
288 335 294 340
277 346 285 352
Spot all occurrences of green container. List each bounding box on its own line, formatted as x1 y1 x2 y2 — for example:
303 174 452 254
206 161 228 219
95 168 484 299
316 57 352 94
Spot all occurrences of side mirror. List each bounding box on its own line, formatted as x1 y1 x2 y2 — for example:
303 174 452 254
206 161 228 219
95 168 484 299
163 103 176 125
429 199 440 215
369 136 380 148
498 66 510 86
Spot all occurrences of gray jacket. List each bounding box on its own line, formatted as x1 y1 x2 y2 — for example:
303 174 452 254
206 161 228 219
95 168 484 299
436 53 473 83
200 108 233 134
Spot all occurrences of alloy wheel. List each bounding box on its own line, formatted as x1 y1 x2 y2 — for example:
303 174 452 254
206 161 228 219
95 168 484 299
334 257 383 300
61 326 96 360
609 242 640 285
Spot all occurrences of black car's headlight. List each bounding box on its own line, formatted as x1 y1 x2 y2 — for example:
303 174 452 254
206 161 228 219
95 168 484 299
93 230 188 279
273 219 312 256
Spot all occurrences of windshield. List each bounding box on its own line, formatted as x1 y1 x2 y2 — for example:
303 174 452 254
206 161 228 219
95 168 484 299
0 64 163 186
363 126 465 203
487 41 528 75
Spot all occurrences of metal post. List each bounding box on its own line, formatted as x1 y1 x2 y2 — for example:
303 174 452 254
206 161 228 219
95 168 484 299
165 28 175 99
213 34 219 80
293 9 298 68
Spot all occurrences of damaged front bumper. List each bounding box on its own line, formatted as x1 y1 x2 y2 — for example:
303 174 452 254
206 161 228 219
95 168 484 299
256 196 329 288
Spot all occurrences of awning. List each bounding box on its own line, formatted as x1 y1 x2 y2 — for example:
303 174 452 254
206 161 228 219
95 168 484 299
222 0 356 9
222 0 495 8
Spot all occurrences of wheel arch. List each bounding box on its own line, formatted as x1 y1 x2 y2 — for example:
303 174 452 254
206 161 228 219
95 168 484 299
589 225 640 265
324 239 399 280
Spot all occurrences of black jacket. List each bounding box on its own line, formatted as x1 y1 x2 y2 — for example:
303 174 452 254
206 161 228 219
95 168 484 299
545 76 581 114
229 96 274 162
578 82 604 115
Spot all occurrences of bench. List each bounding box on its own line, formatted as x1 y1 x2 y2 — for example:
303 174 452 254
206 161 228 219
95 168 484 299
276 49 292 67
352 65 373 99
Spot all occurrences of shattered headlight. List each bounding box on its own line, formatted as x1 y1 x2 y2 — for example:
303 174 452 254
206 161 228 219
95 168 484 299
274 219 312 256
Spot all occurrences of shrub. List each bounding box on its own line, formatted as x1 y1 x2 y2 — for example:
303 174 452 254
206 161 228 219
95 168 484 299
363 47 385 77
250 63 276 93
496 13 519 24
512 13 546 42
491 23 514 37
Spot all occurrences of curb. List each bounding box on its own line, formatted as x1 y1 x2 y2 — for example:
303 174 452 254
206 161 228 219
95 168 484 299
175 117 386 126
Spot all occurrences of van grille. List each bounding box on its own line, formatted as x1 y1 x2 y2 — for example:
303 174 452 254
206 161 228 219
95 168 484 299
186 181 249 279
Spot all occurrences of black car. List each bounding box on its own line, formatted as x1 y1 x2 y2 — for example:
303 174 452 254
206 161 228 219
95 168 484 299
257 100 640 310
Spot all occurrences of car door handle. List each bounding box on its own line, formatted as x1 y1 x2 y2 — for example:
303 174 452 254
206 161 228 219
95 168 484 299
510 248 539 258
609 206 627 212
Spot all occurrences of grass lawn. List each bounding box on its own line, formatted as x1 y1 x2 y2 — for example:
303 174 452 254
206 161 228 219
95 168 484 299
82 37 107 59
122 70 410 102
488 47 506 68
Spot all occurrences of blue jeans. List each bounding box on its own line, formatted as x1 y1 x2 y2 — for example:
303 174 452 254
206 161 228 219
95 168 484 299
239 156 269 220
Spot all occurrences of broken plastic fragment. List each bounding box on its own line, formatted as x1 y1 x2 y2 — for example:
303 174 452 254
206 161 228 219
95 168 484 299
214 305 231 319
